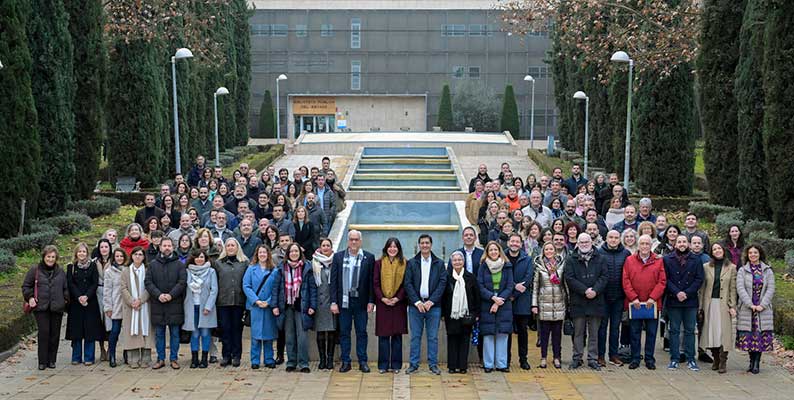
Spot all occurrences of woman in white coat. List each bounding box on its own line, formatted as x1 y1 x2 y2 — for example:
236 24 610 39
103 248 126 367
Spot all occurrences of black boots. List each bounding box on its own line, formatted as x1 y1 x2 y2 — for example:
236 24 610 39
190 352 199 369
747 352 761 374
326 333 336 370
317 334 327 370
710 348 721 371
200 352 209 369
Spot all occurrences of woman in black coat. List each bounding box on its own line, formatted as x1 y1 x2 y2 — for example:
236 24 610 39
292 206 318 257
65 243 105 366
22 245 69 370
443 251 480 374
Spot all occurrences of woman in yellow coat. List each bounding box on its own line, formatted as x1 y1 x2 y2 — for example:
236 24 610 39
698 242 737 373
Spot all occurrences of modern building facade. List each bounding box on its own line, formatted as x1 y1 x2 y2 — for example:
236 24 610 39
249 0 556 141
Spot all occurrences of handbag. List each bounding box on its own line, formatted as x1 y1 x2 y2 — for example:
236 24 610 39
460 313 476 327
23 267 39 314
563 313 575 336
243 271 270 327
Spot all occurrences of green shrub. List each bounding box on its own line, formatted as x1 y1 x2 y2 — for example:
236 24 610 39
687 201 740 222
774 298 794 337
743 219 776 237
0 229 58 255
786 250 794 275
67 196 121 218
38 212 91 235
747 230 794 259
248 145 285 173
715 210 744 236
0 248 16 274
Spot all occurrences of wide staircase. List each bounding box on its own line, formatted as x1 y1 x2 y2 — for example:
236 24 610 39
348 147 461 192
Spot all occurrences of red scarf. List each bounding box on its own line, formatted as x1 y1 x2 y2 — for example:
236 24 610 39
285 260 304 305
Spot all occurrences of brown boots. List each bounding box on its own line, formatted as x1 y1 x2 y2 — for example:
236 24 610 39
710 347 728 373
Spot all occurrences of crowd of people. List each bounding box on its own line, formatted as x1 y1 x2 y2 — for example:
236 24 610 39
20 157 775 377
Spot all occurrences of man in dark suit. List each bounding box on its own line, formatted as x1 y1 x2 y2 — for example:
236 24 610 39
330 230 375 373
404 234 448 375
449 227 484 276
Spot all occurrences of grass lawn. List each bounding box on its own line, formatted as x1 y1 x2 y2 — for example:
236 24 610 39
221 145 283 178
694 146 705 175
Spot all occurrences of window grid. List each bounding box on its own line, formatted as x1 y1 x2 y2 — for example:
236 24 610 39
271 24 288 37
468 66 481 79
452 66 466 79
351 60 361 90
250 24 270 36
295 24 307 37
442 24 466 37
351 18 361 49
321 24 335 37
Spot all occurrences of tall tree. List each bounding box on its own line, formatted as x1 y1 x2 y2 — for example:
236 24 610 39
698 0 745 206
500 85 520 137
763 0 794 238
232 0 253 145
65 0 107 200
735 0 771 220
452 81 500 132
28 0 75 215
0 0 42 236
437 84 453 131
257 90 276 138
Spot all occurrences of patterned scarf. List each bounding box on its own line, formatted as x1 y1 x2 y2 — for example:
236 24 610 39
285 259 304 305
312 251 333 285
380 256 406 299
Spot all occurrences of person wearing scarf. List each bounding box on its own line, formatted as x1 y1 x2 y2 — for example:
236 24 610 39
373 238 408 373
443 251 480 374
183 250 218 369
699 243 737 373
311 239 337 370
120 223 150 256
103 249 127 367
280 243 316 372
93 238 113 363
532 242 566 369
65 243 104 366
477 241 514 373
120 248 153 368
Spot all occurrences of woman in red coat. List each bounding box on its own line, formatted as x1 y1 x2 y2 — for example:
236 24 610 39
373 237 408 374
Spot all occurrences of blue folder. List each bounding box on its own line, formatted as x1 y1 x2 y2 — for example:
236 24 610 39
628 303 658 320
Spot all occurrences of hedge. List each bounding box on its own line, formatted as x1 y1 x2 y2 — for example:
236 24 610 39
744 219 776 237
0 248 15 274
0 278 36 353
527 149 573 177
0 229 58 255
67 195 121 218
688 201 740 222
775 298 794 337
248 144 284 173
747 231 794 259
36 212 91 235
786 250 794 274
715 210 744 236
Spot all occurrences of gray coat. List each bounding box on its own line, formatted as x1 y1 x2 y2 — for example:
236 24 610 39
182 264 219 330
736 262 775 332
103 264 125 320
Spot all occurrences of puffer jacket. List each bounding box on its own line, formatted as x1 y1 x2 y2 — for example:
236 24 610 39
736 262 775 332
531 255 567 321
599 243 631 302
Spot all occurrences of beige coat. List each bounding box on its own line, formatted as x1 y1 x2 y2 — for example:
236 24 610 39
531 255 567 321
119 266 154 350
103 265 124 320
698 260 737 350
464 192 484 225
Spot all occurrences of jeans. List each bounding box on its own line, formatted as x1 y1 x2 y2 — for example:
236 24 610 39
71 340 95 363
284 306 309 368
339 297 369 364
378 335 403 370
408 306 441 367
250 339 274 366
34 312 62 365
598 299 624 359
539 320 563 359
629 318 658 365
667 307 697 363
190 305 212 352
573 316 601 363
218 305 244 359
108 319 122 361
482 334 508 369
155 324 181 361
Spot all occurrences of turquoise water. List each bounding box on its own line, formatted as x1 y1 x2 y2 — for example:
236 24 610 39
350 179 459 187
350 146 461 191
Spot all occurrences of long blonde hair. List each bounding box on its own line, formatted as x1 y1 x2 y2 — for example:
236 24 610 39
218 237 249 263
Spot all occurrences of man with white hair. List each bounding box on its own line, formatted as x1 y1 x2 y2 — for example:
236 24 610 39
522 190 553 228
563 233 608 370
637 198 657 223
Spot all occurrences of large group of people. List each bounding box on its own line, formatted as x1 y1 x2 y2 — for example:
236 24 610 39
21 158 776 377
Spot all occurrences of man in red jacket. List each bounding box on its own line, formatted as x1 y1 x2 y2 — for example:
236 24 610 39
622 234 667 370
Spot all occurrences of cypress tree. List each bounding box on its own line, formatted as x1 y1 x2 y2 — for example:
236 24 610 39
65 0 107 200
698 0 745 206
232 0 253 145
633 64 696 195
437 84 453 131
762 0 794 238
735 0 771 220
583 71 612 169
257 90 276 138
608 63 630 176
0 0 42 236
500 85 520 137
28 0 75 215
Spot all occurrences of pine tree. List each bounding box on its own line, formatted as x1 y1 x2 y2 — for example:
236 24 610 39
65 0 107 200
633 64 696 195
28 0 75 216
500 85 520 137
0 0 42 236
437 84 453 131
735 0 771 220
762 0 794 238
232 0 253 145
698 0 745 206
257 90 276 138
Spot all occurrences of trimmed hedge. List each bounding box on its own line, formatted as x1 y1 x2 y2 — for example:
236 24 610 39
37 212 91 235
0 282 36 353
786 250 794 275
688 201 740 222
527 149 573 177
0 229 58 255
67 196 121 218
248 144 284 174
715 210 744 236
747 231 794 259
775 298 794 337
0 248 15 274
744 219 776 237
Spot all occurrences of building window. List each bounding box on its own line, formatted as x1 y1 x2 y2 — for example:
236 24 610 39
251 24 270 36
442 24 466 37
350 18 361 49
468 24 493 37
527 65 550 78
271 24 288 37
351 60 361 90
321 24 334 37
452 66 466 79
295 24 307 37
468 66 481 79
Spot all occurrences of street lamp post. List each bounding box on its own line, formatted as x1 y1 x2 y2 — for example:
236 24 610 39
573 91 589 177
213 87 230 167
275 74 288 144
171 48 194 174
611 50 633 191
524 75 536 148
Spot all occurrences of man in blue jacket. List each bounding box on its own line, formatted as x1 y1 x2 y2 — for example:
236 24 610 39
330 230 376 373
663 235 704 371
449 227 484 276
505 233 533 370
404 234 447 375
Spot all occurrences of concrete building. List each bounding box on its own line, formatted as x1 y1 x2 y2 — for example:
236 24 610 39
249 0 556 141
